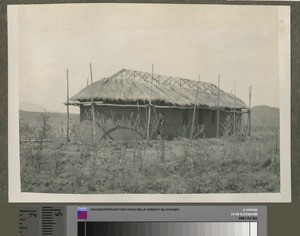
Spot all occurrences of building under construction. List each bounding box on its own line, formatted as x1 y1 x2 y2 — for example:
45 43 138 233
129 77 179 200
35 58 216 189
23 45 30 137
67 68 249 140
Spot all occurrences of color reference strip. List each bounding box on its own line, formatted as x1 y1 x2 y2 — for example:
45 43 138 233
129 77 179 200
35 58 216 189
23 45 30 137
77 222 257 236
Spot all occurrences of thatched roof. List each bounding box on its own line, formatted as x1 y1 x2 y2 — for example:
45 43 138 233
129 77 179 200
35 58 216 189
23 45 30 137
70 69 247 109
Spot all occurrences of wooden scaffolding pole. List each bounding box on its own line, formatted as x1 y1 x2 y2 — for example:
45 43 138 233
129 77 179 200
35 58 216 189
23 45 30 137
146 64 153 141
190 74 200 140
216 74 220 138
248 85 252 136
66 69 70 142
90 63 96 143
233 80 236 134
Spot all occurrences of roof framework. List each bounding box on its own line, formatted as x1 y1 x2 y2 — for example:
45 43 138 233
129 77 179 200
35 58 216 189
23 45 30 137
115 68 218 93
110 69 242 108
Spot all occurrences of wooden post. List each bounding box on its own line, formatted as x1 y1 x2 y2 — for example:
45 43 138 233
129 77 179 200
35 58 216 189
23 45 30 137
233 80 236 134
216 74 220 138
273 133 278 172
248 85 252 136
146 64 153 141
190 74 200 140
90 63 96 144
66 69 70 142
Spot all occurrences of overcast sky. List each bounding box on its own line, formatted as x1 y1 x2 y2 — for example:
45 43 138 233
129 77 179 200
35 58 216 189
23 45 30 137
9 4 287 113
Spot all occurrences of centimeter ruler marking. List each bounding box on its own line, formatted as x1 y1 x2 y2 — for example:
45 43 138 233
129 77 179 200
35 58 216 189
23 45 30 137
19 207 40 236
19 205 65 236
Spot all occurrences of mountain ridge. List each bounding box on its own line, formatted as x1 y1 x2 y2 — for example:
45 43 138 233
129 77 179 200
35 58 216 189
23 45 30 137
251 105 279 128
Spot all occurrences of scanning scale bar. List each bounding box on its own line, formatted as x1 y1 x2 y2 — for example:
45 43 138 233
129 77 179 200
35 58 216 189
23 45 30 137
77 222 258 236
18 205 266 236
67 206 266 236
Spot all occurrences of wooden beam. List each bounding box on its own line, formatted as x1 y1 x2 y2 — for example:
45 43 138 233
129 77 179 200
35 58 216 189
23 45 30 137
219 108 248 114
67 101 248 113
146 64 154 141
233 80 236 134
248 85 252 136
66 69 70 142
190 75 200 140
216 74 220 138
90 63 96 143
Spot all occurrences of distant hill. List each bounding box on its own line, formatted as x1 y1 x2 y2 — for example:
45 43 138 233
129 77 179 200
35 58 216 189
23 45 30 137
251 105 279 128
20 110 79 122
19 110 80 139
20 102 46 112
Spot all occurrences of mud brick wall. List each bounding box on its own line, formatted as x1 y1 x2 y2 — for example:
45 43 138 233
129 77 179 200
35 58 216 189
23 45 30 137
80 105 239 139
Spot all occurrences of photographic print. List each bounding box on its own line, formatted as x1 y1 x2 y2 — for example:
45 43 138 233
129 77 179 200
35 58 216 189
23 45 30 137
8 4 291 202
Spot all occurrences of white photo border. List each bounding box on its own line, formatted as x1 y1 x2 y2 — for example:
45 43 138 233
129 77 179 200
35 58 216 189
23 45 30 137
8 4 291 203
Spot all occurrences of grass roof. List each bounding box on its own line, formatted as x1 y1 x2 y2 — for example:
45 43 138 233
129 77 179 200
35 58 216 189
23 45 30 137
70 69 247 109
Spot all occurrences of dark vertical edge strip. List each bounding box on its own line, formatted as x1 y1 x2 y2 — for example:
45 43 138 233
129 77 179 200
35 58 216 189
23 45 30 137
291 3 300 203
0 3 8 203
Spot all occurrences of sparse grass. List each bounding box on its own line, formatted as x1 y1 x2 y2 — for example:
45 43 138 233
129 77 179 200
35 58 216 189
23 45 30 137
20 127 280 194
19 110 280 194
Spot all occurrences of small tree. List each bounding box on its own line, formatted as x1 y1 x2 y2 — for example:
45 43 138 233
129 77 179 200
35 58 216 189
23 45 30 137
37 112 52 141
36 112 52 170
22 112 52 171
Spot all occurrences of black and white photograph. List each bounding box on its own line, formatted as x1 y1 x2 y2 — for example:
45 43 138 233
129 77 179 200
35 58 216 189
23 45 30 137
8 4 291 202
